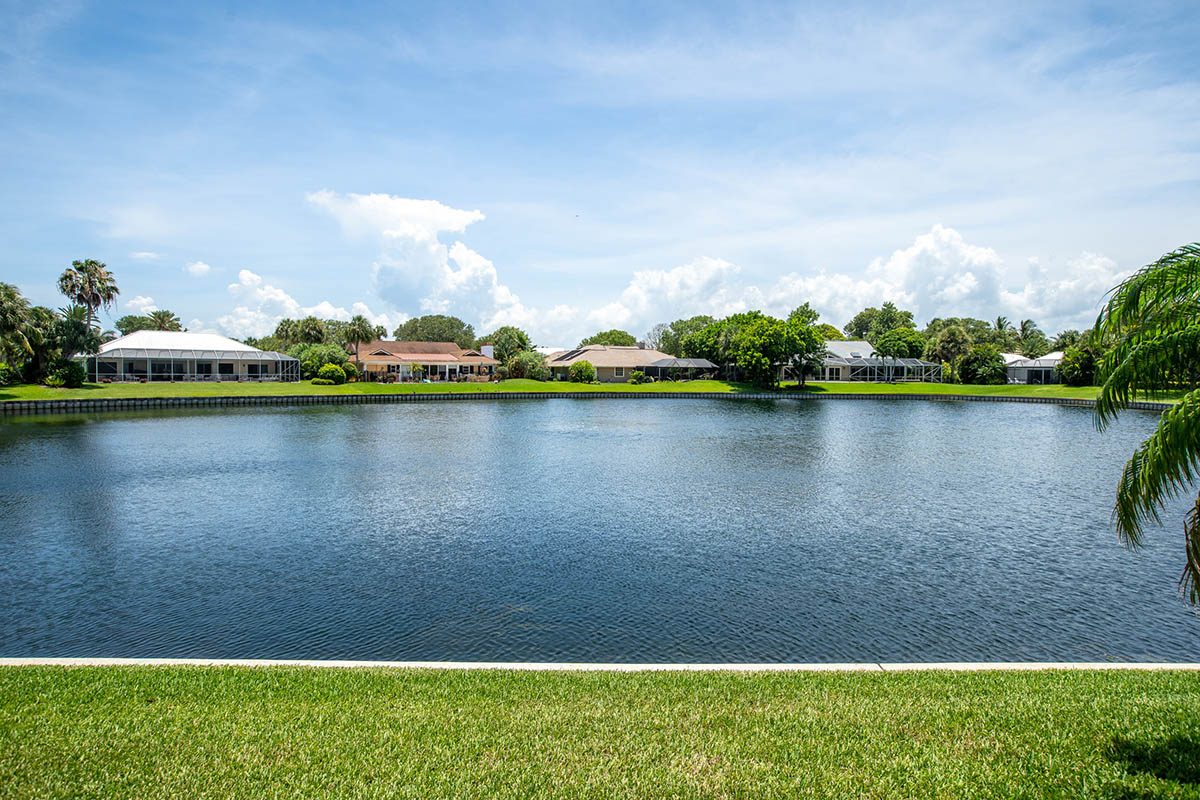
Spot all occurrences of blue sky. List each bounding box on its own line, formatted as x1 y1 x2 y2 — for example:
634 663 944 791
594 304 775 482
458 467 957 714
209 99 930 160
3 0 1198 347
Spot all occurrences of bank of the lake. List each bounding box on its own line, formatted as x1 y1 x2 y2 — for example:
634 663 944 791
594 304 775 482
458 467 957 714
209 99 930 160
2 666 1198 799
2 378 1151 403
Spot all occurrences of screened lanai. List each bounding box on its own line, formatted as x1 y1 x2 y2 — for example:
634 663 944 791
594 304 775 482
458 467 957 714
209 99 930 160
817 340 942 382
79 331 300 382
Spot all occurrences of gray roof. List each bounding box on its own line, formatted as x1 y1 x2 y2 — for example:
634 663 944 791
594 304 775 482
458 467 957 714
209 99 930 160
824 355 939 368
822 340 876 359
648 357 717 369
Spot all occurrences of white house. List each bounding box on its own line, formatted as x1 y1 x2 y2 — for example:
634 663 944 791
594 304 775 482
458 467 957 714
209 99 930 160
79 330 300 382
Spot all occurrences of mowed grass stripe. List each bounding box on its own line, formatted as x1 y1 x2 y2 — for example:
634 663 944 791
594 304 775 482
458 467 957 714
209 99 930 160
1 666 1198 799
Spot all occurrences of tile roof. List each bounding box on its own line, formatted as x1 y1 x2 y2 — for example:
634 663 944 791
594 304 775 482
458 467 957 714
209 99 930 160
544 344 675 368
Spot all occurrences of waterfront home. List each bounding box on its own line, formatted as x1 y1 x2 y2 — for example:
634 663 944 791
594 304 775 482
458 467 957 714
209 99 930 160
1007 351 1064 384
818 340 942 382
79 330 301 382
543 344 686 382
346 340 501 381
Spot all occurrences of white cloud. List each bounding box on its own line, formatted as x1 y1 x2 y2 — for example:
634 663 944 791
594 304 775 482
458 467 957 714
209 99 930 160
129 251 161 260
125 295 157 314
586 225 1129 338
214 268 398 339
183 260 212 277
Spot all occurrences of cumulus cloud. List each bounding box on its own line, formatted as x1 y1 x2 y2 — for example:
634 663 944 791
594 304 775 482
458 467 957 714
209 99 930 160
587 224 1128 338
129 251 161 260
214 268 398 339
183 260 212 277
308 190 547 336
125 295 157 314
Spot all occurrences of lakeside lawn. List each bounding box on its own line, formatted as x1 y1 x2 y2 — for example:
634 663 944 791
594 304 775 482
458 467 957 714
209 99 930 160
0 378 1131 403
2 666 1199 799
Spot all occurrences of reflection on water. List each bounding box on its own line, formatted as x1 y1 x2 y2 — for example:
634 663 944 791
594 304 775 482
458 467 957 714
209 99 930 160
0 399 1196 662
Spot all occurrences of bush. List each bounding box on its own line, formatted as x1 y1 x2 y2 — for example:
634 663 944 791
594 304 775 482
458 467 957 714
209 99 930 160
958 345 1007 385
343 364 358 383
317 363 347 385
286 343 349 379
1057 344 1097 387
627 370 651 385
568 360 596 383
311 377 335 385
46 361 87 388
506 350 550 381
0 362 17 386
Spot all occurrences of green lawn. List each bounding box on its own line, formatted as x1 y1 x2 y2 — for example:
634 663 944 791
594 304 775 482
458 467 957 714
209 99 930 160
1 667 1198 799
0 378 1185 404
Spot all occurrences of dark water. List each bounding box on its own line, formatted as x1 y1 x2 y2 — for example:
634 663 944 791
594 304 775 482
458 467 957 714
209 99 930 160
1 399 1197 662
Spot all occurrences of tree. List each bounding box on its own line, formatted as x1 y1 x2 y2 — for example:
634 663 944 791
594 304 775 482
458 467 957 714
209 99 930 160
505 350 549 381
814 323 844 341
787 303 820 327
1018 319 1050 358
844 302 915 341
1092 242 1200 604
1056 343 1097 387
57 259 119 331
294 316 326 345
645 315 717 357
727 316 799 389
478 326 533 364
274 319 298 350
924 317 993 347
148 310 182 331
393 314 475 348
958 344 1008 385
568 360 595 383
285 343 348 379
344 314 377 374
786 320 825 387
115 315 154 335
1051 329 1085 351
872 328 925 382
0 282 31 363
926 324 971 382
579 329 636 347
680 312 764 368
54 305 101 362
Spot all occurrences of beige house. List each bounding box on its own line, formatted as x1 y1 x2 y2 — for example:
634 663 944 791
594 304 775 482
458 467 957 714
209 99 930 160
543 344 678 383
347 340 500 381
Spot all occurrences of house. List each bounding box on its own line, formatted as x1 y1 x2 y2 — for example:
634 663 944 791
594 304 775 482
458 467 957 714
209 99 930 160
1006 351 1064 385
79 330 301 382
818 340 942 382
543 344 685 382
346 340 500 381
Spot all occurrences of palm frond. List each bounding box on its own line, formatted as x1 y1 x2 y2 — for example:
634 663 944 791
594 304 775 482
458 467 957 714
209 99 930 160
1183 493 1200 605
1113 388 1200 547
1095 324 1200 428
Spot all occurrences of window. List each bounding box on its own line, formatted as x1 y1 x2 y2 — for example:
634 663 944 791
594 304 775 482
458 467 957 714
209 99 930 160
218 363 234 375
614 367 625 377
196 362 212 375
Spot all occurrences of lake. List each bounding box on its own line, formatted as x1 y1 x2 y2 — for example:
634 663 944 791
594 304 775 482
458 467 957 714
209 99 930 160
0 398 1196 662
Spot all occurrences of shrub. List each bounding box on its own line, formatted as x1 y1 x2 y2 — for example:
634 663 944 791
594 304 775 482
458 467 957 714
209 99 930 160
46 361 87 388
317 363 347 385
311 377 335 385
627 370 651 384
958 344 1007 385
568 360 596 383
286 343 349 379
1056 344 1097 386
506 350 550 381
0 362 17 386
343 364 358 383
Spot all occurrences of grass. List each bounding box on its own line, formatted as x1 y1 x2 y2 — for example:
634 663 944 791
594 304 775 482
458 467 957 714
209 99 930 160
1 379 1185 404
1 667 1198 799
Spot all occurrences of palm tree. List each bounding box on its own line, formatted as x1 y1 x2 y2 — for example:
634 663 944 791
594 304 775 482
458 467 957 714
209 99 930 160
148 309 182 331
927 325 971 382
1093 242 1200 604
994 316 1011 334
57 259 119 331
274 318 298 351
0 282 31 362
344 314 376 378
295 316 326 344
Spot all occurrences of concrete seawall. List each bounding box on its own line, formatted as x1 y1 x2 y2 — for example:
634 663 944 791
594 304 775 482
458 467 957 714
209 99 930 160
0 391 1173 416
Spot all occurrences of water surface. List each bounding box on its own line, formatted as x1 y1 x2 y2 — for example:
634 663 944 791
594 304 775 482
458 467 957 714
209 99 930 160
1 399 1196 662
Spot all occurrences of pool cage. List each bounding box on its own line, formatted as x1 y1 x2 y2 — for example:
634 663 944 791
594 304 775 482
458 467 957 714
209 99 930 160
80 347 301 382
822 356 942 382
